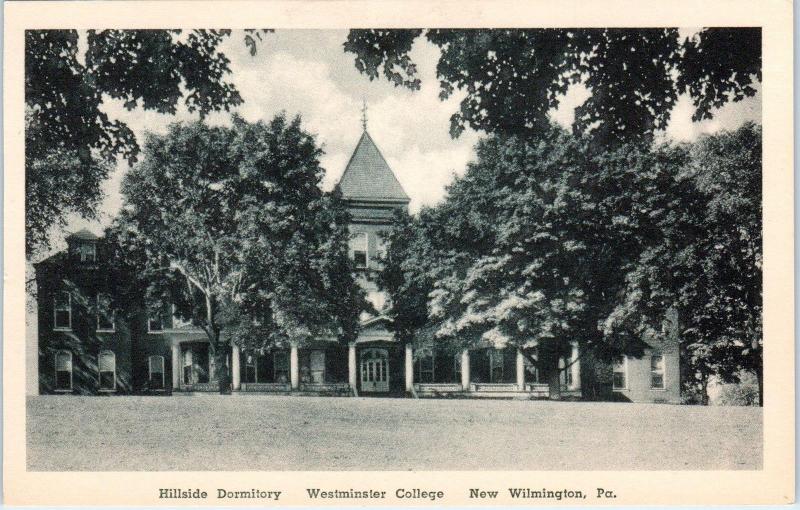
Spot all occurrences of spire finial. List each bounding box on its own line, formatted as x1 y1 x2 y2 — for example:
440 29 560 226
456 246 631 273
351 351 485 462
361 99 368 131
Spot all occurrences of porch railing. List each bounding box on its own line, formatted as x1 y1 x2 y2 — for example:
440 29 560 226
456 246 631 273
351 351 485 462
240 382 290 392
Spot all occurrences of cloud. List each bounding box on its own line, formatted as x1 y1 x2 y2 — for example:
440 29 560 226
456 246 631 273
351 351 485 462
65 29 761 240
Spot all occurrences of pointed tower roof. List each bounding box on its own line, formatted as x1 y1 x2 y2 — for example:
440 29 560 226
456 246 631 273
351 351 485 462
337 131 410 203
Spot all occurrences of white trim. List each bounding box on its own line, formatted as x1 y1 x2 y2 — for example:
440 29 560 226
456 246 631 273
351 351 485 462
612 355 628 391
53 291 72 331
55 350 73 391
98 350 116 391
96 293 116 333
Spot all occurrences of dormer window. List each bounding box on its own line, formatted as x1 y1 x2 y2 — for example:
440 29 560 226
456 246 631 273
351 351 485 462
350 232 368 269
66 229 100 262
78 242 96 262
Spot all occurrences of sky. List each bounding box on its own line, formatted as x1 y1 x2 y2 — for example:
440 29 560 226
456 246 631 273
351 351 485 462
67 28 762 239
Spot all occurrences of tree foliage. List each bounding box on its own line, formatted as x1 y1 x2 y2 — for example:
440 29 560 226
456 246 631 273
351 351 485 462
344 28 761 142
25 29 271 256
379 123 762 402
117 115 364 392
608 123 762 404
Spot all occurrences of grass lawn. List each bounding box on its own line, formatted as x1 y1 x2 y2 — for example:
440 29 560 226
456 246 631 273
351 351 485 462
27 395 761 471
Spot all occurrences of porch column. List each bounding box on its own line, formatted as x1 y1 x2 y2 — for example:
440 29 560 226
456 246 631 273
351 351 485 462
290 343 299 390
570 341 581 390
171 344 180 390
461 349 470 391
405 343 414 392
348 342 357 389
231 345 241 391
516 349 525 390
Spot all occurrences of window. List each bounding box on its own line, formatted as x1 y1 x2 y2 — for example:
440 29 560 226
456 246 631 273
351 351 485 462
79 242 96 262
149 355 165 390
613 356 627 390
274 351 289 383
55 350 72 391
244 352 257 384
650 354 665 389
147 308 163 333
96 294 115 332
98 350 116 391
350 232 368 269
53 291 72 331
171 304 192 329
415 348 435 383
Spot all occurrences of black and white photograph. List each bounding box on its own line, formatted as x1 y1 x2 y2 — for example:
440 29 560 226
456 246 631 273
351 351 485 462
6 1 793 504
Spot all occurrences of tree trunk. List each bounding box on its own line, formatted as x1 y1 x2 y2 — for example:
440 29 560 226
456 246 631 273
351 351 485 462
755 368 763 407
215 343 231 395
544 355 561 400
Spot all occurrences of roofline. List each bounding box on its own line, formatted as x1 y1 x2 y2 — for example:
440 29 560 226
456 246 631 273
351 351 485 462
344 197 411 206
361 314 393 327
337 130 411 202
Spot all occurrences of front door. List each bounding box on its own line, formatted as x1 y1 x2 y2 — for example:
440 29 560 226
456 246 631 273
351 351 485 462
360 348 389 392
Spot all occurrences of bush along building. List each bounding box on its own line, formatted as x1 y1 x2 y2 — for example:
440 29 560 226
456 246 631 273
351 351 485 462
35 128 681 402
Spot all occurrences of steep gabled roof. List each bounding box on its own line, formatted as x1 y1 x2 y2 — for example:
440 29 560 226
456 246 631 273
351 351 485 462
66 228 99 241
337 131 410 202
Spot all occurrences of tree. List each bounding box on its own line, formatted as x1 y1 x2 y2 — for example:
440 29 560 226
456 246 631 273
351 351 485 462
380 125 694 398
344 28 760 143
603 123 762 405
25 29 271 256
117 114 364 394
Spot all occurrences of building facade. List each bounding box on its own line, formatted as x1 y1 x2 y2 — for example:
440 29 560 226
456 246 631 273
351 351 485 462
35 128 681 403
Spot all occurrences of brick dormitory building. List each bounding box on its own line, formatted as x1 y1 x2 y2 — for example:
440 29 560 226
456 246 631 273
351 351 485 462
34 128 681 403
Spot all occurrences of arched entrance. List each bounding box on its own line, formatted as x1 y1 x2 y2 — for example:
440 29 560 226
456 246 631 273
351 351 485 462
360 348 389 392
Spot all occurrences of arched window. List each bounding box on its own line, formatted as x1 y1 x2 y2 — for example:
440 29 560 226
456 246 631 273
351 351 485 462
149 355 165 390
98 350 116 391
55 350 72 391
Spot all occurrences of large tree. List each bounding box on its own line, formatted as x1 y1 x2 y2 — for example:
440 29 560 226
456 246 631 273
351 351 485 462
607 123 763 404
25 29 270 256
117 114 364 393
344 28 760 143
380 126 695 398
